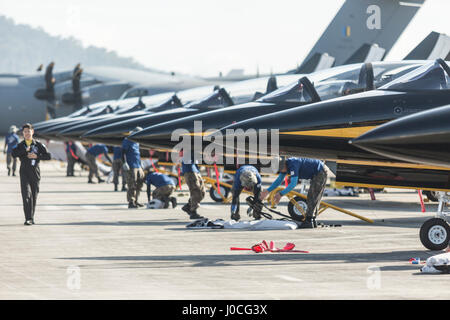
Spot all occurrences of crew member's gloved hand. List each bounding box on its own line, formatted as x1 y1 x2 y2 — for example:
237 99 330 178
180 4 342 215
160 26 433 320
122 162 130 171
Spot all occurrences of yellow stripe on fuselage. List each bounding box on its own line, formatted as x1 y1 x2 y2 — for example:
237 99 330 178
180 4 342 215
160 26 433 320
280 126 377 138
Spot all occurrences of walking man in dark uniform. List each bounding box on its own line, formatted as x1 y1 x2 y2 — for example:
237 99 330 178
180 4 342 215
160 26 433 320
260 157 327 228
230 165 262 221
122 127 145 208
4 125 20 176
12 123 51 225
112 146 127 192
86 144 112 184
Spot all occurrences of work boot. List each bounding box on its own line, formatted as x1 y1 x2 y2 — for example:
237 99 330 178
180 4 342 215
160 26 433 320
12 171 16 176
128 202 138 209
163 199 170 209
135 202 144 208
231 212 240 221
24 220 33 226
98 178 105 183
189 210 204 220
182 204 191 216
298 217 317 229
170 197 177 208
122 185 127 192
7 168 10 176
88 179 96 184
114 184 118 192
253 211 261 220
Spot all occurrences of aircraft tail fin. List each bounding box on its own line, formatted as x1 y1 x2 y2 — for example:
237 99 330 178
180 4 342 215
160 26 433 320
299 0 425 69
404 31 450 60
295 53 335 74
344 44 386 64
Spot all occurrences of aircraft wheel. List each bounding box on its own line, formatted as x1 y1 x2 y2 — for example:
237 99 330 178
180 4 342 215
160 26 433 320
287 197 307 222
209 187 230 202
419 218 450 251
423 191 439 202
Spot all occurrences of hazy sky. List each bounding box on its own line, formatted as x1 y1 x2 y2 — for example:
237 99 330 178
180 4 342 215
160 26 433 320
0 0 449 76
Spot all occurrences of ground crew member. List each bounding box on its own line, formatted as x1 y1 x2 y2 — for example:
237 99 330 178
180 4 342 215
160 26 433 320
12 123 51 225
112 146 127 192
65 141 78 177
44 62 56 118
86 144 112 184
260 157 327 229
4 125 20 176
122 127 145 209
180 153 205 220
72 67 83 110
230 165 262 221
146 170 177 209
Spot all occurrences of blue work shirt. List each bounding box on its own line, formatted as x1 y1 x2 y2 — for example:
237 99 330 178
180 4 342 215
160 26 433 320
87 144 109 157
181 161 200 175
113 146 122 160
285 157 323 180
268 157 324 196
122 138 141 169
146 172 175 188
233 165 262 191
5 133 19 153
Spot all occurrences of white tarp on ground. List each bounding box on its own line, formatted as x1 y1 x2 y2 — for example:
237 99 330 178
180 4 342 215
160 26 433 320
186 218 298 230
421 252 450 274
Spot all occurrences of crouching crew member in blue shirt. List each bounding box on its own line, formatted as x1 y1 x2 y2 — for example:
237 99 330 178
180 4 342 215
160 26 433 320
146 170 177 209
260 157 327 228
230 165 262 221
86 144 112 184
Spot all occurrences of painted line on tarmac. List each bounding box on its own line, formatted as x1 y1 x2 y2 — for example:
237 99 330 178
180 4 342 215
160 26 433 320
275 275 304 282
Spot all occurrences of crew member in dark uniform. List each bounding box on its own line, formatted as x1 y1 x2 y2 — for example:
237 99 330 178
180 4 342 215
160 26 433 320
12 123 51 225
44 62 56 118
72 67 83 110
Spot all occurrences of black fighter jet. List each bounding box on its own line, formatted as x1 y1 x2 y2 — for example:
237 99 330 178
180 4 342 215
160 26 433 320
127 61 426 150
217 59 450 191
81 75 300 146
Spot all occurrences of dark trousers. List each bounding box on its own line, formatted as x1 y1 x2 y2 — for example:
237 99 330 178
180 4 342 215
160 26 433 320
306 169 328 218
20 168 40 221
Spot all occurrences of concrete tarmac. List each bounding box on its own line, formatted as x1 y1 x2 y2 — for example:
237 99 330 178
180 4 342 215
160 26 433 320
0 158 449 300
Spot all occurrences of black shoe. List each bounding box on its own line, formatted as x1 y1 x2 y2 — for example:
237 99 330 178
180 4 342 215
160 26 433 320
128 203 138 209
170 197 177 208
7 168 10 176
98 178 105 183
114 185 118 192
31 219 35 225
298 218 317 229
24 220 33 225
88 180 96 184
253 211 261 220
231 213 240 221
135 202 144 208
189 211 204 220
182 204 191 216
12 172 16 177
121 186 127 192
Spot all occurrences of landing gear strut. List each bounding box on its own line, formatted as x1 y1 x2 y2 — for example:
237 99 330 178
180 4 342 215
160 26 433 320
420 192 450 250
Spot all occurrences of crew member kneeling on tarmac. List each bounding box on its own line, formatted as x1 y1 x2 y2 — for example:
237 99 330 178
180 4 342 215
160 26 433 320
122 127 145 209
145 170 177 209
12 123 51 225
230 165 262 221
260 157 327 229
86 144 112 184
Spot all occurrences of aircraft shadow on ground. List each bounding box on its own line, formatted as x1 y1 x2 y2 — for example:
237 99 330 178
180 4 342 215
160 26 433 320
58 249 438 270
38 219 188 227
